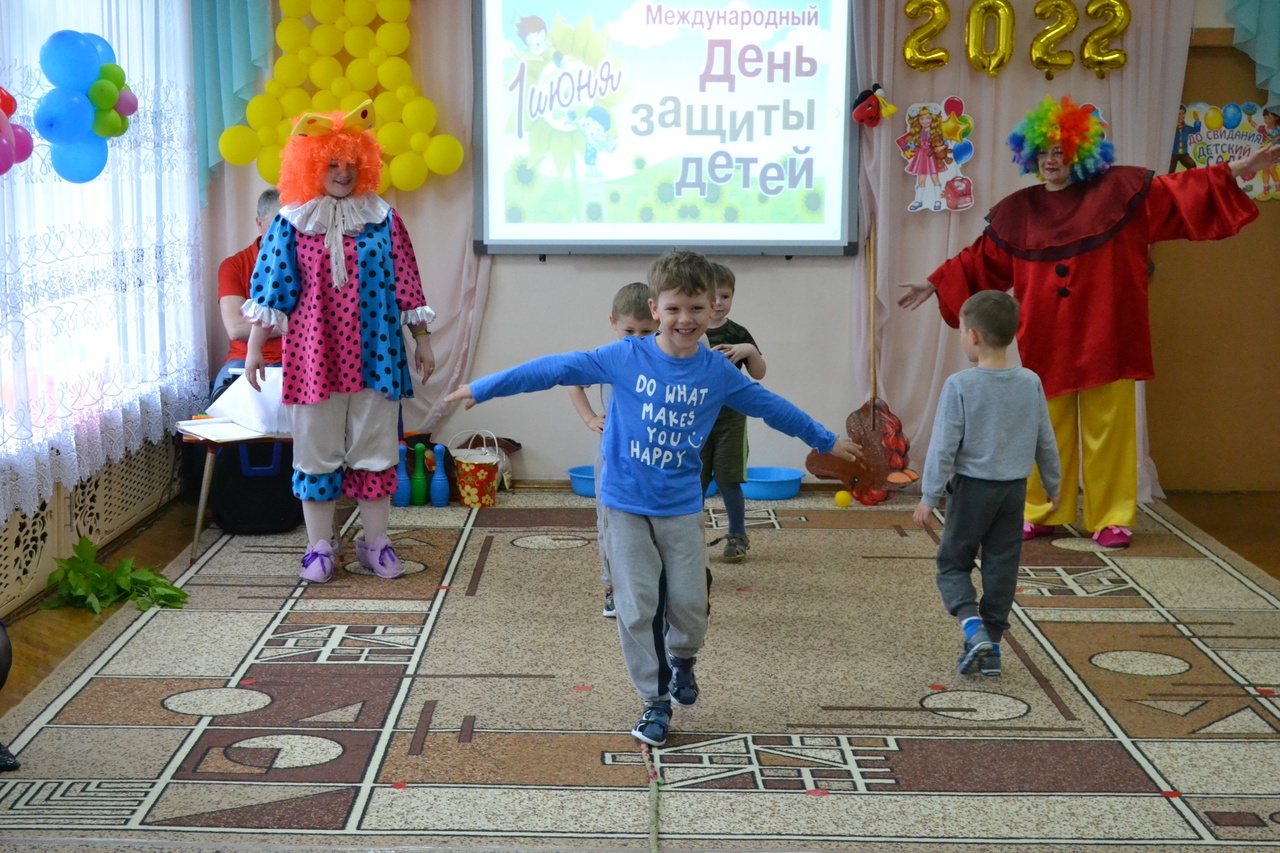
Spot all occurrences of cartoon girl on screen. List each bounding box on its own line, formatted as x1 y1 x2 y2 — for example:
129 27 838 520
901 103 953 212
1252 106 1279 199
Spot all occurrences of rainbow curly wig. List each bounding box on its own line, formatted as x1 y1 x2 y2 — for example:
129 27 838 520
277 110 383 205
1007 95 1114 185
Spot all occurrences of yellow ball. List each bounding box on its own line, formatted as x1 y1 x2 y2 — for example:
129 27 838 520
401 97 437 134
339 91 370 112
377 56 412 91
245 94 283 130
219 125 261 166
256 144 283 184
376 0 410 23
275 18 310 54
309 56 344 89
344 25 376 58
274 54 308 88
311 90 340 112
834 490 853 508
345 57 379 91
377 121 412 155
377 159 392 194
345 0 377 26
311 23 344 56
373 90 403 122
389 150 428 191
279 0 310 18
297 46 318 65
367 47 388 66
375 21 410 56
330 76 353 98
311 0 344 24
1204 107 1224 132
425 134 464 175
279 87 311 119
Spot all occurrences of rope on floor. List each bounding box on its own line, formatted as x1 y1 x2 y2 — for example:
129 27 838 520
642 742 660 853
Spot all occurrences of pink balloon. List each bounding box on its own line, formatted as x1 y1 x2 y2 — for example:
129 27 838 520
115 90 138 117
0 111 12 152
12 124 32 163
943 96 963 117
0 136 13 175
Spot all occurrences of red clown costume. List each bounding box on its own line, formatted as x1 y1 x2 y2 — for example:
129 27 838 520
916 96 1263 548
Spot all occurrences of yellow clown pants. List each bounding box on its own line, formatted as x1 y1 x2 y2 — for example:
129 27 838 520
1026 379 1137 534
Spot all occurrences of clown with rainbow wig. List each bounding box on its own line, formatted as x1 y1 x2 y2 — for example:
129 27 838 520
901 95 1280 551
242 100 436 584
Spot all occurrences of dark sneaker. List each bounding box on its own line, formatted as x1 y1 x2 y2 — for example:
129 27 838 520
957 626 994 676
980 644 1002 677
722 534 749 562
670 655 699 707
632 700 672 747
0 743 19 772
602 590 617 618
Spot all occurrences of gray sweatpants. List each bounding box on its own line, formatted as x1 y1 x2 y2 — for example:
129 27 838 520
601 505 707 703
935 475 1026 642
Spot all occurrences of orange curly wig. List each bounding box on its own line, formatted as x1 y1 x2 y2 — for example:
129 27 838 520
277 110 383 205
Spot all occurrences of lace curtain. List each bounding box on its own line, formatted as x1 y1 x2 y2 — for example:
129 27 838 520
0 0 206 521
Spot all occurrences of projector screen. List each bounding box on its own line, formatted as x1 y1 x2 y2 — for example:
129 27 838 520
472 1 858 255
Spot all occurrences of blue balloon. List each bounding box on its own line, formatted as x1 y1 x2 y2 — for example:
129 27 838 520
1222 102 1243 130
34 87 95 146
39 30 100 91
82 32 116 67
51 136 109 183
1242 101 1260 117
953 139 974 165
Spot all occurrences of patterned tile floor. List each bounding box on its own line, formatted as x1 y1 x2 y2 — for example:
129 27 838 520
1 491 1278 852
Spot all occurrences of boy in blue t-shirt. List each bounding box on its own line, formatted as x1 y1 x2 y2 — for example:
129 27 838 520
567 282 659 619
445 249 858 747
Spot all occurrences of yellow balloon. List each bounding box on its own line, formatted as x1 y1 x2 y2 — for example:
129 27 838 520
903 0 950 72
219 125 261 166
264 78 285 99
833 490 853 508
1204 107 1224 131
246 94 284 130
345 0 377 26
376 22 410 56
376 0 410 24
425 134 464 175
280 87 311 119
256 144 283 184
277 118 295 141
377 121 412 155
279 0 310 18
367 47 388 66
966 0 1014 78
402 97 437 134
311 23 344 56
257 125 278 146
330 76 353 98
344 25 376 58
346 57 378 91
297 46 318 65
274 55 307 89
1081 0 1131 80
377 160 392 194
340 91 370 112
334 16 351 33
374 90 403 122
390 151 428 191
309 56 344 89
411 131 430 152
312 0 344 24
378 57 412 91
396 83 420 104
311 90 340 112
1030 0 1078 81
275 18 310 54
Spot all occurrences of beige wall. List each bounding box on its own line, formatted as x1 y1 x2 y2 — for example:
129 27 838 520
1147 46 1280 490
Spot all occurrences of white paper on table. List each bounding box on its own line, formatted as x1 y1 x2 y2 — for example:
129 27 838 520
205 368 291 436
176 418 266 442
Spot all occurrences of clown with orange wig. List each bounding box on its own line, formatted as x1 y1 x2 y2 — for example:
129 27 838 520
901 95 1280 551
242 101 435 584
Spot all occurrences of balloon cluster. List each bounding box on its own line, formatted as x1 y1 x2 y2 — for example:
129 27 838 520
939 96 974 165
218 0 464 192
0 88 35 176
32 30 136 183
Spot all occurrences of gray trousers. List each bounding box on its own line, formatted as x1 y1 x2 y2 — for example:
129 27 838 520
601 506 707 703
935 475 1026 642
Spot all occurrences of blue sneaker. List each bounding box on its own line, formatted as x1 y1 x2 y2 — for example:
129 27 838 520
957 626 994 675
980 644 1002 677
670 655 699 707
632 700 672 747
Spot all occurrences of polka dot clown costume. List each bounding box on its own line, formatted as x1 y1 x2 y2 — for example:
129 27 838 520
242 100 435 583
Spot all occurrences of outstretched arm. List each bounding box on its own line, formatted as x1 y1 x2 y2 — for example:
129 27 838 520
443 383 476 409
1229 140 1280 179
897 282 937 310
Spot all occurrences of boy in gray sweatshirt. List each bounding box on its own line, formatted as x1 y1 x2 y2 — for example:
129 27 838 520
913 290 1061 677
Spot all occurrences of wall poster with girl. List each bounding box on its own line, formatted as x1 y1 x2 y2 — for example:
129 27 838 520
897 96 977 214
1171 100 1279 201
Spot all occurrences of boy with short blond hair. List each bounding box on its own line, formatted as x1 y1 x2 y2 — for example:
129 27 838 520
913 290 1060 677
568 281 658 618
701 262 766 561
447 249 857 746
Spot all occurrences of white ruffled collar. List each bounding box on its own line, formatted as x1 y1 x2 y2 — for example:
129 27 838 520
279 192 390 235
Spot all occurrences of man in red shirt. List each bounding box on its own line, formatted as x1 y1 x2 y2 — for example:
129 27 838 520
210 189 284 399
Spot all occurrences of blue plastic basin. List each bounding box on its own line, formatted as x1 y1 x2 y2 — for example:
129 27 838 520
741 466 803 500
566 465 595 498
